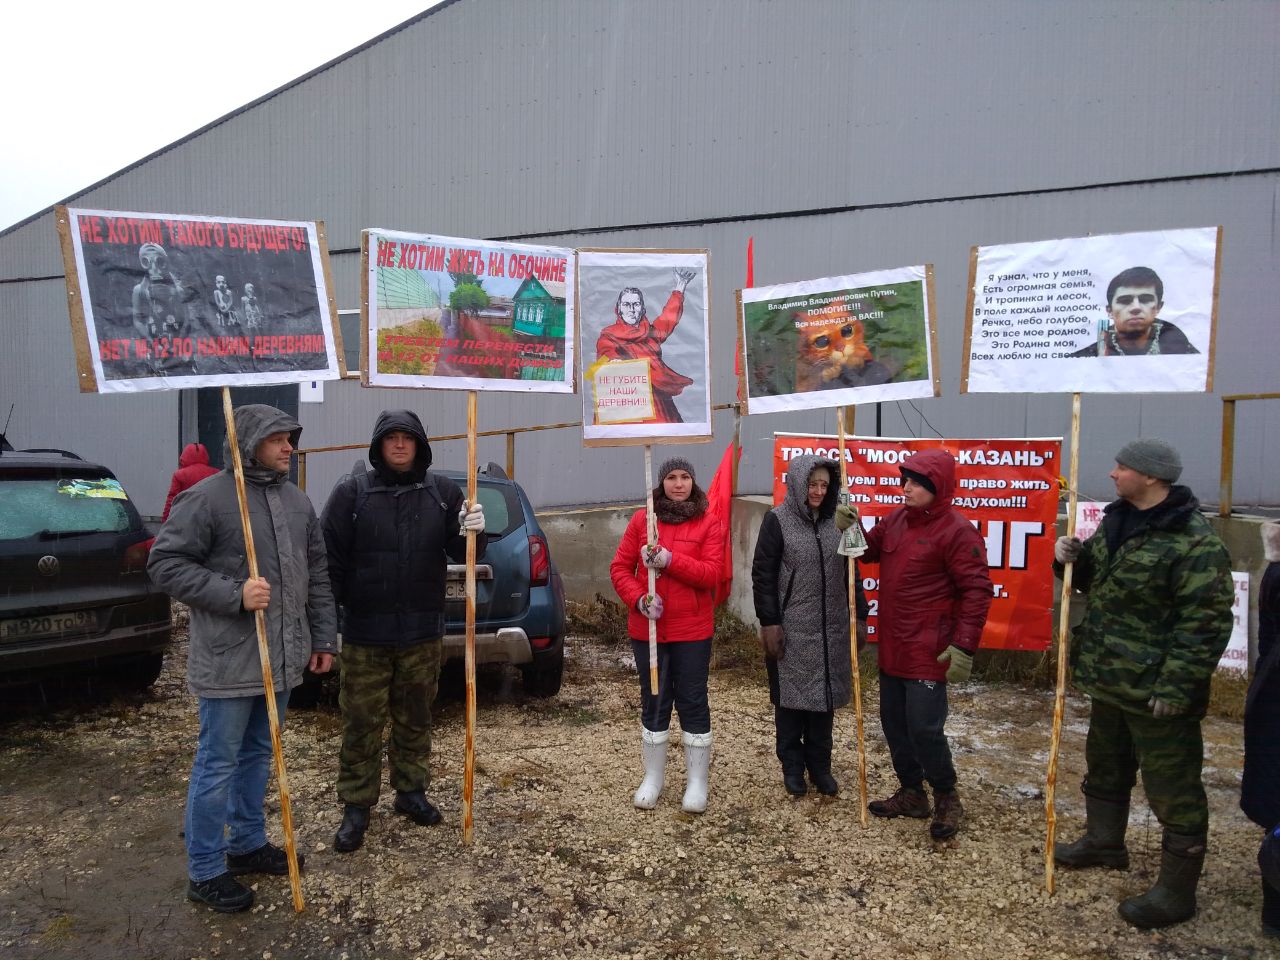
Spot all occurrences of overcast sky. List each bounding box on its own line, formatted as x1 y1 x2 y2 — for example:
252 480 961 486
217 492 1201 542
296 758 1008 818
0 1 436 232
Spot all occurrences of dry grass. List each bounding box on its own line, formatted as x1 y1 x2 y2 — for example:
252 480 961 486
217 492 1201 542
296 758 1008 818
566 594 630 647
1208 668 1250 721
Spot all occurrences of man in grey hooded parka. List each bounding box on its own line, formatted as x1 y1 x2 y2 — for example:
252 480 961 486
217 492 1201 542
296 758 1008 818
149 404 337 914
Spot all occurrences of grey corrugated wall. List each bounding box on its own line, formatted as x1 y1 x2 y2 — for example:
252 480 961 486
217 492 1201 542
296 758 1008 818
2 0 1277 513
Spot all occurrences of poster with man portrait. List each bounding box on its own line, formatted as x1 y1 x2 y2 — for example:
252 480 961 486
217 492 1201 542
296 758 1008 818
362 229 576 393
962 226 1221 394
739 266 940 414
578 249 712 446
56 206 344 393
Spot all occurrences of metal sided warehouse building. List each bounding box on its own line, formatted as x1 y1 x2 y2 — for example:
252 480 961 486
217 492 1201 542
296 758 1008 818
1 0 1278 518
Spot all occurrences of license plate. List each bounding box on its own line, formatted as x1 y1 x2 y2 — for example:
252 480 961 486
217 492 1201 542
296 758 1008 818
445 582 466 600
1 610 97 640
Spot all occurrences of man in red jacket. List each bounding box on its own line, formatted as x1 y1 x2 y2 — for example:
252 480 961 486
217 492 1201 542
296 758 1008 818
837 448 992 839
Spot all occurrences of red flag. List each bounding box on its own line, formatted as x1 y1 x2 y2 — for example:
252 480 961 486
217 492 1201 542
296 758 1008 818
706 441 741 606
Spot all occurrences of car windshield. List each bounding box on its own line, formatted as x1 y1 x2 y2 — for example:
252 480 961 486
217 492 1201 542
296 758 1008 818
0 477 133 541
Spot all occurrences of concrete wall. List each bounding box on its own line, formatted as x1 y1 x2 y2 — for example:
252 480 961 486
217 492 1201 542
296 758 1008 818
545 498 1274 665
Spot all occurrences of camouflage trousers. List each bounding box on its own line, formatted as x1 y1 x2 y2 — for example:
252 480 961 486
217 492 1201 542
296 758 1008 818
337 639 442 808
1083 698 1208 835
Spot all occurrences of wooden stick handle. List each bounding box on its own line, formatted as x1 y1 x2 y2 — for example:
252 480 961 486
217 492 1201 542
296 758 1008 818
1045 392 1082 894
463 391 478 845
221 388 304 912
644 446 659 695
838 408 868 826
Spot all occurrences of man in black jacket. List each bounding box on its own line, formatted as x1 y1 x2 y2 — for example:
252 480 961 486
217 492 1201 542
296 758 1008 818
322 409 486 852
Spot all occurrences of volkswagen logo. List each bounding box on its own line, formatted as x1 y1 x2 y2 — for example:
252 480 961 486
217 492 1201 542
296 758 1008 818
37 555 60 577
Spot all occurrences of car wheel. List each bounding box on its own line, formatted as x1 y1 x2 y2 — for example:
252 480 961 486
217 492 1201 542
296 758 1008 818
521 643 564 698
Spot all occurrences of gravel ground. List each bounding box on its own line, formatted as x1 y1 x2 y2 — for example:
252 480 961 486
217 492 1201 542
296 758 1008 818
0 618 1272 960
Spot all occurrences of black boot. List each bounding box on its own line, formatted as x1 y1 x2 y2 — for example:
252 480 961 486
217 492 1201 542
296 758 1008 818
1055 791 1130 869
394 790 443 826
1119 831 1206 929
804 711 838 796
1261 875 1280 938
334 804 370 853
775 706 807 796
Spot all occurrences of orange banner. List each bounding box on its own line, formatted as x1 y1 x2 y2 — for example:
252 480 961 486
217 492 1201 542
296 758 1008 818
772 433 1061 651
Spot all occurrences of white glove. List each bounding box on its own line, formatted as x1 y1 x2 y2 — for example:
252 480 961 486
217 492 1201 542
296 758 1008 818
642 544 671 570
459 499 485 533
1054 536 1083 565
637 594 664 620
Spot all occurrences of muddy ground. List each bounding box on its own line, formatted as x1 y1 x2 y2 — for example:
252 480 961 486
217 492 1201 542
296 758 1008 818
0 619 1273 960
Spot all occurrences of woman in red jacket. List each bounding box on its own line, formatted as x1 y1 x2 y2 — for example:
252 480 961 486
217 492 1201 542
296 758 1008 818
162 443 219 522
611 456 723 813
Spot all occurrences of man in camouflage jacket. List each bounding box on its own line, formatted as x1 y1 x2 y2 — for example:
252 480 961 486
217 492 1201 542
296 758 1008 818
1052 439 1233 930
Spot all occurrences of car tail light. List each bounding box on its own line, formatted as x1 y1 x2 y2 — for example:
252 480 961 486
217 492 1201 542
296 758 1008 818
528 535 550 587
123 537 154 573
530 636 553 650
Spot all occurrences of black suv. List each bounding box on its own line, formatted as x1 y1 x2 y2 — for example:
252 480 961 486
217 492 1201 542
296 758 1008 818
0 447 172 688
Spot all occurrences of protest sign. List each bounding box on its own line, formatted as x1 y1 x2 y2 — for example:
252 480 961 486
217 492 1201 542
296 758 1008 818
1073 501 1109 543
740 266 939 414
772 434 1062 651
1218 572 1250 674
963 227 1220 394
578 249 712 445
56 207 343 393
362 229 575 392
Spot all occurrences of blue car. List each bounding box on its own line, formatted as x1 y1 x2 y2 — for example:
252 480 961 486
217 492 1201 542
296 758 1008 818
437 463 566 697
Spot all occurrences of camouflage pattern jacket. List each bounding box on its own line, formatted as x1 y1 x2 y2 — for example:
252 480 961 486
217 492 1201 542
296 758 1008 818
1057 486 1232 718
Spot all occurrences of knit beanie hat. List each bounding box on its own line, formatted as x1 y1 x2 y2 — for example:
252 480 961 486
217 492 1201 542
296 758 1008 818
658 457 695 484
1115 438 1182 483
899 467 936 495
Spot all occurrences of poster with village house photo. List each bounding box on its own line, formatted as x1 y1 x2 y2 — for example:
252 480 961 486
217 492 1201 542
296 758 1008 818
56 206 344 393
577 248 712 446
362 228 575 393
962 226 1221 394
739 265 941 415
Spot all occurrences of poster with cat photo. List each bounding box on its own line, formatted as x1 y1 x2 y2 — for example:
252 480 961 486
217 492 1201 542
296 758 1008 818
578 248 712 446
739 265 940 415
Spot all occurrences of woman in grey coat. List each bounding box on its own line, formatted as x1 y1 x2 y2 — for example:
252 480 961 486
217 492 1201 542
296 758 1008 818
752 454 867 797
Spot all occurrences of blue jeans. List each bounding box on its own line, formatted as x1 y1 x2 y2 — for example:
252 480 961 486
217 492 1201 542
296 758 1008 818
185 691 289 882
878 672 956 793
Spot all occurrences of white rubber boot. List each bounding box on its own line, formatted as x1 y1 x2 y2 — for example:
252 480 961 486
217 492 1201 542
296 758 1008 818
633 728 670 809
681 731 713 814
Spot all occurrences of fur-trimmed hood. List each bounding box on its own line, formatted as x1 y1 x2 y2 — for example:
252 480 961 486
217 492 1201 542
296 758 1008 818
1263 520 1280 563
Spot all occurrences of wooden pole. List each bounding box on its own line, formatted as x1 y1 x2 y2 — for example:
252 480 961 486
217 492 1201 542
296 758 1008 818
644 445 659 695
1218 398 1235 518
837 407 869 826
1045 392 1082 894
463 391 479 845
220 388 304 913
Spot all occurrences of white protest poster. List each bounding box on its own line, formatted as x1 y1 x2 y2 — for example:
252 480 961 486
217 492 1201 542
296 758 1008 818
578 249 712 446
962 227 1221 394
362 229 575 393
1074 501 1109 542
1218 572 1250 674
738 266 940 415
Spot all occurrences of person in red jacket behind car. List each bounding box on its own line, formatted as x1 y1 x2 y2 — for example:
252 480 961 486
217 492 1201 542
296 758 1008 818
611 456 723 814
162 443 220 522
837 448 992 840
